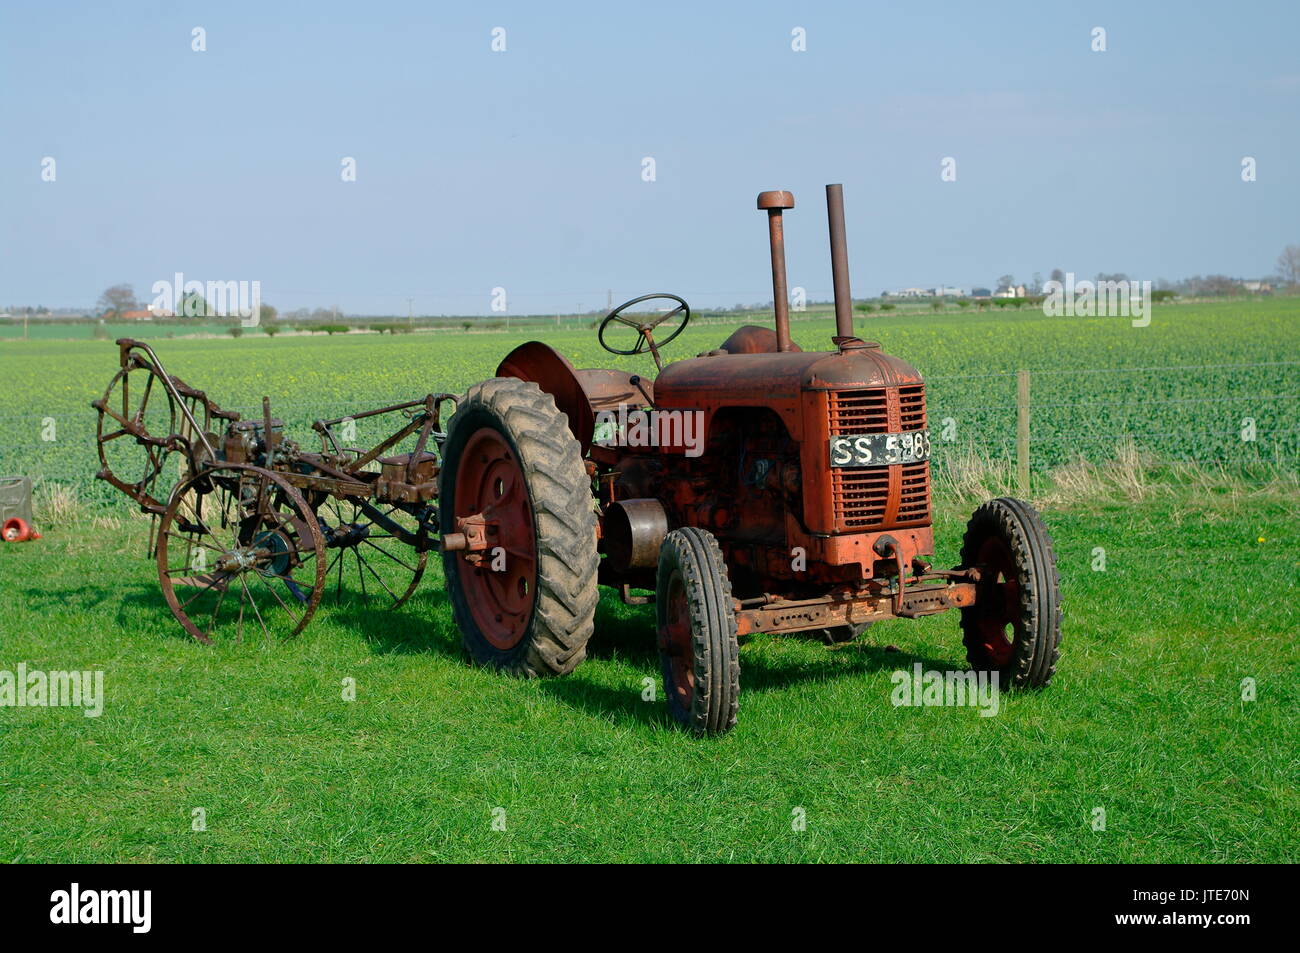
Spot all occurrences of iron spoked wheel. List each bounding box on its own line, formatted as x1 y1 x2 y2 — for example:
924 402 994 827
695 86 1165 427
315 496 428 608
656 527 740 736
959 497 1062 689
157 464 325 644
95 362 182 509
440 378 599 677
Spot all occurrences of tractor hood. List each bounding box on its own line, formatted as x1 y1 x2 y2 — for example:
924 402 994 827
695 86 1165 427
655 339 924 403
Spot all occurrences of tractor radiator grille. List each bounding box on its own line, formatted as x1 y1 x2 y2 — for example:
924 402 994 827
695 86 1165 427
831 467 890 527
896 461 931 522
828 385 931 530
898 384 926 429
827 389 889 434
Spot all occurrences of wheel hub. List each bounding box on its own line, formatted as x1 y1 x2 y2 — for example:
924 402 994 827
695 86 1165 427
660 575 694 709
453 428 538 650
216 547 260 573
975 535 1019 667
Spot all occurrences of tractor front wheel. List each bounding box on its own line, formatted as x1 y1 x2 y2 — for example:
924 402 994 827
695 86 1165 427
656 527 740 736
959 497 1062 688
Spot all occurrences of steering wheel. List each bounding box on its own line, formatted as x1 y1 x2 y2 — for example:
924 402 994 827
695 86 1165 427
598 293 691 358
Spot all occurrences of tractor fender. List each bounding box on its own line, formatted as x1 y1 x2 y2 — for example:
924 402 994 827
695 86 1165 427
496 341 595 452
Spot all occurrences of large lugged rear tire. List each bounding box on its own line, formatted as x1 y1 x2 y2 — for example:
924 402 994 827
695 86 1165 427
959 497 1062 689
440 378 599 677
656 527 740 736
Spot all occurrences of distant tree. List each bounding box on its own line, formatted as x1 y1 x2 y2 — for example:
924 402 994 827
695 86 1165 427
1203 275 1241 296
996 274 1014 292
1049 268 1065 286
96 284 137 318
1277 245 1300 286
228 327 243 338
1031 272 1043 294
263 324 281 336
259 303 278 324
178 290 213 317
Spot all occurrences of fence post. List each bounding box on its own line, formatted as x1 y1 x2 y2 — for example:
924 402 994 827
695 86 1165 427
1016 369 1030 494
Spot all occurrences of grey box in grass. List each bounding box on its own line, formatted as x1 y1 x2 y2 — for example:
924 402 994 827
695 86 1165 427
0 476 34 527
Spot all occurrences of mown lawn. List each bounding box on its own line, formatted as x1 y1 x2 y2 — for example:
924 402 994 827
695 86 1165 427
1 476 1295 863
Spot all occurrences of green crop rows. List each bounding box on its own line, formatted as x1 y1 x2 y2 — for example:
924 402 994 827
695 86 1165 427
1 298 1296 501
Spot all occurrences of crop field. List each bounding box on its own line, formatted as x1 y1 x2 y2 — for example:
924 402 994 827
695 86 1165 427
2 299 1297 496
0 298 1297 862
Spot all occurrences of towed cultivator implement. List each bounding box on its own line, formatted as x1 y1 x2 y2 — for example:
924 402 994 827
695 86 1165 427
94 338 456 641
96 184 1061 734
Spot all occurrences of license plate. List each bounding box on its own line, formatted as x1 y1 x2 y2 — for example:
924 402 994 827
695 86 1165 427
829 430 931 468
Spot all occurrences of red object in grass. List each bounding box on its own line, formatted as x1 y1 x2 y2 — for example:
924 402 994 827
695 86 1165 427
2 517 33 542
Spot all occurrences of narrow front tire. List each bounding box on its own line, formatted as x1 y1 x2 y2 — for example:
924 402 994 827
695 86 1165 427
656 527 740 736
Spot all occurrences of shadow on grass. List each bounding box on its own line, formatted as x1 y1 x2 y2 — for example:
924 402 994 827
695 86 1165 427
18 579 128 614
332 587 462 658
95 573 964 733
737 641 959 693
105 574 459 651
537 593 964 730
535 669 673 731
588 594 657 663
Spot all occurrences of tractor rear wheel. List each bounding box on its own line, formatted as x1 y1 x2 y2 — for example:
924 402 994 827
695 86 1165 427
959 497 1062 689
439 378 599 677
656 527 740 736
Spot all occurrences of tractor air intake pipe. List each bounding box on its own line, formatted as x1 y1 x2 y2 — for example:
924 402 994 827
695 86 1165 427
826 183 854 340
757 190 795 352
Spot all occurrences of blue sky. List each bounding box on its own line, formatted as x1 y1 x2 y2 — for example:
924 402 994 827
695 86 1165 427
2 0 1297 315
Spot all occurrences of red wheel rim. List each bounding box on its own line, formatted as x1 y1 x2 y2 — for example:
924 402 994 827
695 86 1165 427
976 536 1019 667
453 428 537 650
660 574 694 709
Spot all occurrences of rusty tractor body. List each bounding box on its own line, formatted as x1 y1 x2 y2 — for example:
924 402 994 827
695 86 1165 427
95 183 1062 734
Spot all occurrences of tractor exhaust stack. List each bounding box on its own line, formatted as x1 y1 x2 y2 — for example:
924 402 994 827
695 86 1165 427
825 183 854 340
757 190 795 352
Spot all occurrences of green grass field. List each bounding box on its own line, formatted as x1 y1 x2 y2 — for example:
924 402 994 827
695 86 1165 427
1 299 1297 862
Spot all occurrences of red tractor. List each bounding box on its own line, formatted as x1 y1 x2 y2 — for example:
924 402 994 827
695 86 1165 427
439 184 1062 734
